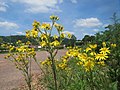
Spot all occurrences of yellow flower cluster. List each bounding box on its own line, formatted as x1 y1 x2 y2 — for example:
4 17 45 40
25 15 71 48
3 40 36 70
41 23 51 30
111 43 116 48
50 15 59 21
59 43 111 72
54 23 64 32
57 56 68 70
40 58 52 66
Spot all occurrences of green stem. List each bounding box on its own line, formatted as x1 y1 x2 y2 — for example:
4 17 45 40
90 70 94 90
49 51 57 90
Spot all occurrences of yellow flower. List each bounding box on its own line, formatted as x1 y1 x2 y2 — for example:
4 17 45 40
61 58 68 63
89 44 97 49
86 47 92 52
77 61 83 65
70 50 79 57
53 35 58 40
41 58 51 66
78 53 88 62
26 31 31 38
66 32 72 39
102 42 106 47
95 53 108 60
58 63 67 70
98 61 105 66
26 41 31 45
40 34 48 40
54 23 64 31
90 52 96 56
4 53 11 59
111 43 116 48
40 41 47 47
100 47 110 54
51 40 60 47
16 40 22 44
32 20 40 28
66 51 71 57
31 29 38 38
50 15 59 21
84 60 95 72
9 46 15 51
41 23 51 30
60 33 65 38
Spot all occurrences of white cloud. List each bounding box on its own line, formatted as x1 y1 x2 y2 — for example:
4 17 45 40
0 2 8 12
11 0 62 13
82 32 94 36
71 0 77 3
93 29 99 32
63 30 75 34
0 21 19 29
74 17 103 28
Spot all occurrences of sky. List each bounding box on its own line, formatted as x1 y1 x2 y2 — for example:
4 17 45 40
0 0 120 39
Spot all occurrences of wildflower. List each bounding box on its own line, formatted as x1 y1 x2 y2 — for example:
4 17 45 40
89 44 97 49
26 41 31 45
58 63 67 70
40 41 47 47
102 42 106 47
51 40 60 47
84 60 95 72
77 61 83 65
78 53 88 62
86 47 92 52
17 46 26 52
50 15 59 21
98 61 105 66
66 51 71 57
41 58 51 66
26 31 31 38
31 29 38 38
70 50 79 57
32 20 40 28
111 43 116 48
95 53 108 60
66 32 72 39
16 40 22 44
53 35 58 40
60 33 65 38
90 52 96 56
4 53 11 59
54 23 64 31
9 46 15 52
41 23 51 30
100 47 110 54
40 34 48 40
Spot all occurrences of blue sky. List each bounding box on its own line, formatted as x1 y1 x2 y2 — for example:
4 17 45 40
0 0 120 39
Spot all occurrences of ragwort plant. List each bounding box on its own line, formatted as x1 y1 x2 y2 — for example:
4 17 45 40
26 15 71 90
2 40 36 90
41 42 114 90
2 15 116 90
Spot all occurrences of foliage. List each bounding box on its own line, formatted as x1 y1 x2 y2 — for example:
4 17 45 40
40 42 114 90
91 13 120 89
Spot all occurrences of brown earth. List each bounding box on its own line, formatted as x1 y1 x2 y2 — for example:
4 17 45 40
0 50 67 90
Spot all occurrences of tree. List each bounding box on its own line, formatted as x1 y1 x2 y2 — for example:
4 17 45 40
91 13 120 89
